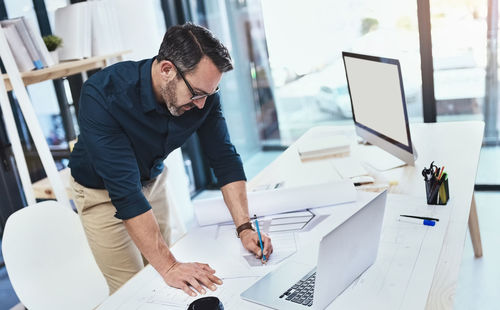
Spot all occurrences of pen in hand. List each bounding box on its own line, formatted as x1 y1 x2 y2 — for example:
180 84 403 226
254 214 266 262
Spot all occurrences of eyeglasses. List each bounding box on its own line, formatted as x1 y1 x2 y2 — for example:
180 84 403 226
167 59 220 101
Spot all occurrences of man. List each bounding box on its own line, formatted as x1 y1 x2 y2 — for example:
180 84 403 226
69 23 273 296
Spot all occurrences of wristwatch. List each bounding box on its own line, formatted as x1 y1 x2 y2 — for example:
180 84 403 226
236 222 255 238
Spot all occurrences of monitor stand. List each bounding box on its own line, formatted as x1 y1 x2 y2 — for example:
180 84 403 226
359 145 407 171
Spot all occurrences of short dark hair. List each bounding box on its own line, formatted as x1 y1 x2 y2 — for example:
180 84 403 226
157 23 233 74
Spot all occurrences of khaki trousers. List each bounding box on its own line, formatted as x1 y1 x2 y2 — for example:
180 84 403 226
70 169 171 294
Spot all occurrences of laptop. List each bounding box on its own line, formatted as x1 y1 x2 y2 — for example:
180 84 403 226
241 190 387 310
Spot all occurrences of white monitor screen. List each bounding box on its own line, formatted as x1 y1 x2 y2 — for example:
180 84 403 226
343 53 411 152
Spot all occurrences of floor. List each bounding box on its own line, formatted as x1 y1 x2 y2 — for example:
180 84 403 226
0 149 499 309
476 146 500 184
454 192 500 310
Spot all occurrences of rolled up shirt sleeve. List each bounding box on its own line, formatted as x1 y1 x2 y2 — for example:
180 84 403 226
78 84 151 219
197 94 246 186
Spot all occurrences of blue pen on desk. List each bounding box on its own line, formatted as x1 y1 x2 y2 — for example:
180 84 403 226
399 216 436 226
254 214 266 261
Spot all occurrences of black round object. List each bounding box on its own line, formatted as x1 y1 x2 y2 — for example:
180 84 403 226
187 296 224 310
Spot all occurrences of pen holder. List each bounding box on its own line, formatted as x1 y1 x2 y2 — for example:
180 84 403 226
425 176 449 205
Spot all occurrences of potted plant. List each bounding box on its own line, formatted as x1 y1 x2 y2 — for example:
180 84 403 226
42 35 63 64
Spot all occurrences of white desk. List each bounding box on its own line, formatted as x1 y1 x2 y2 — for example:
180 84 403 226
98 121 484 310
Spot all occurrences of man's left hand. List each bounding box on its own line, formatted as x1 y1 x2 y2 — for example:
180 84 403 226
239 229 273 262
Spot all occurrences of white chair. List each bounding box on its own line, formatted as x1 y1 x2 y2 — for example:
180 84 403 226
2 200 108 310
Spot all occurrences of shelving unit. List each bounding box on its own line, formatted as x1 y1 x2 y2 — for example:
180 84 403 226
0 39 130 205
26 51 131 200
2 50 130 91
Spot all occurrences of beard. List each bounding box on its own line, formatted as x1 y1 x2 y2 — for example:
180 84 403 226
160 81 195 116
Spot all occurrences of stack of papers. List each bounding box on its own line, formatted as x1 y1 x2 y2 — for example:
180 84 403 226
332 157 369 178
297 135 350 160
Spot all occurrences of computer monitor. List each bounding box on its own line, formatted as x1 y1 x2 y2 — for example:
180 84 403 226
342 51 416 166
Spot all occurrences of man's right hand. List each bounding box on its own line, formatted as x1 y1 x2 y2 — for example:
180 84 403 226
123 211 221 297
163 261 223 297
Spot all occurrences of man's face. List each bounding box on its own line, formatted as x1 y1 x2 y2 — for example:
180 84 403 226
160 57 222 116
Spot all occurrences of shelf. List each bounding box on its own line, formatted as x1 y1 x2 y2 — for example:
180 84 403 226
2 50 131 91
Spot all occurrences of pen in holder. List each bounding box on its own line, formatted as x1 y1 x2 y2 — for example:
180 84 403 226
422 161 449 205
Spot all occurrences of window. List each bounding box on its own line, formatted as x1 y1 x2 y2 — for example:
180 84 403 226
432 1 486 124
190 0 423 148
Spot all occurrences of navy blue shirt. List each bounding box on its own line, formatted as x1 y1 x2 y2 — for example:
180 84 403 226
69 57 246 220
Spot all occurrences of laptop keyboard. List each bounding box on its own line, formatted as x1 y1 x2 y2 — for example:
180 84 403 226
279 269 316 307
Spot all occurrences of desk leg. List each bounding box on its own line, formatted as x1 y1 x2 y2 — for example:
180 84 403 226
468 194 483 257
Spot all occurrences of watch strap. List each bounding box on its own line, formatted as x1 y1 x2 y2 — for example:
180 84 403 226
236 222 254 238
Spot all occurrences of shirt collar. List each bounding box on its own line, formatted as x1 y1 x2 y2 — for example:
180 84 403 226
139 57 160 113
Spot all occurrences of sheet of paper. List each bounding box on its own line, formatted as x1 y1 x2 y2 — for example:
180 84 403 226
170 225 295 279
98 265 264 310
200 225 297 279
261 212 313 232
263 210 312 219
193 180 356 226
356 146 406 171
215 209 326 236
332 157 369 178
271 216 312 225
144 276 240 309
269 222 305 232
240 232 297 267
